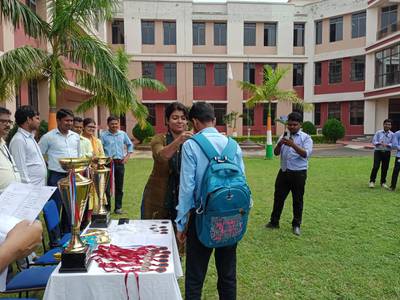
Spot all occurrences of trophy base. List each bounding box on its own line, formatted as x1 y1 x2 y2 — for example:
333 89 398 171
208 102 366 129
59 247 92 273
89 212 111 228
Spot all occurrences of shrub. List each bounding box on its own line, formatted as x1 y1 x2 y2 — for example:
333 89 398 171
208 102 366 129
322 118 345 143
302 121 316 135
132 121 155 143
232 135 327 144
39 120 48 139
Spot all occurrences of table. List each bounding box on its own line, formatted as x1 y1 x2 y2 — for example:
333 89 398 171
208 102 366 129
43 220 183 300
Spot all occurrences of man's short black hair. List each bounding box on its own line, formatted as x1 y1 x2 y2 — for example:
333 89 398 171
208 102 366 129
56 108 74 120
73 116 83 123
15 105 39 126
189 102 215 123
0 107 11 116
287 111 303 123
383 119 392 124
165 102 189 121
107 115 119 124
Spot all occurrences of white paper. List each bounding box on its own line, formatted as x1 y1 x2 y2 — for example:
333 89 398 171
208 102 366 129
0 182 57 291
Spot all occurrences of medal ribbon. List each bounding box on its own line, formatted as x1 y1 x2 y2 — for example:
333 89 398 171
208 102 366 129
68 170 80 225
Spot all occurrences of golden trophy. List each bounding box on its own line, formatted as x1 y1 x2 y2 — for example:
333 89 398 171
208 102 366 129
89 156 112 228
58 157 92 273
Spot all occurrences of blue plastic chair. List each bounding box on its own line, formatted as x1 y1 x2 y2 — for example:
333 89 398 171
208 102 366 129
29 247 62 266
1 265 56 298
42 200 71 248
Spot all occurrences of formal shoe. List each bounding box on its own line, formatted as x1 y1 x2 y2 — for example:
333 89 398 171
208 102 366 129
114 209 124 215
292 226 301 236
368 182 375 188
381 183 390 189
265 222 279 229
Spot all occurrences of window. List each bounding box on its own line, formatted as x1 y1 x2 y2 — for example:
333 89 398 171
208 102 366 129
214 23 227 46
28 79 38 111
141 21 155 45
292 103 304 120
315 62 322 85
242 104 254 126
164 63 176 86
351 56 365 81
214 63 227 86
264 23 277 46
243 63 256 84
328 102 341 121
112 20 124 44
144 104 156 126
329 59 342 84
350 101 364 125
381 5 397 30
330 17 343 42
211 103 227 126
193 63 206 86
315 20 323 44
293 23 305 47
244 23 256 46
15 86 21 109
263 103 277 126
142 62 156 79
163 21 176 45
375 43 400 88
193 22 205 45
352 11 366 38
293 63 304 86
314 103 321 126
26 0 36 12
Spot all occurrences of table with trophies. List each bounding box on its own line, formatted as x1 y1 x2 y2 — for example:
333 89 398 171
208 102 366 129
43 157 183 300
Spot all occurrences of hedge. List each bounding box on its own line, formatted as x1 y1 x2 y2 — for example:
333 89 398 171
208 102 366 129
232 135 329 144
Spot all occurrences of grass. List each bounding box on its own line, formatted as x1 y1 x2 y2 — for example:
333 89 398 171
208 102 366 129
4 156 399 299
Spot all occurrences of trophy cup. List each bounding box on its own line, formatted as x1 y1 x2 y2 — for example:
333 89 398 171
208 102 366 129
89 156 112 228
58 157 92 273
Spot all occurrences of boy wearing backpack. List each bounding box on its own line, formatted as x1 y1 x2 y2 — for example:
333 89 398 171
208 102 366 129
265 112 313 236
176 102 250 300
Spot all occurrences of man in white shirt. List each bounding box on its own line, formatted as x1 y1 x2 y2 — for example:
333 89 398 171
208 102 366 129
0 107 21 194
39 108 80 233
9 106 47 186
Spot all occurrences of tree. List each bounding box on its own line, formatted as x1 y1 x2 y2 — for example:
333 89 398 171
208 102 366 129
239 65 312 159
0 0 147 130
223 111 240 136
76 48 166 127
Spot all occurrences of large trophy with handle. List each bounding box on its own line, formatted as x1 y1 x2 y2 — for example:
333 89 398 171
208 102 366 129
89 156 112 228
58 157 92 273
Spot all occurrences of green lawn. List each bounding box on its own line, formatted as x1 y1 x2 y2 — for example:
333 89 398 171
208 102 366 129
125 157 399 300
4 156 399 299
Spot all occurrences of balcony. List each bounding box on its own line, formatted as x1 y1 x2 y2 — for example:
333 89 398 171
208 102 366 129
377 22 400 40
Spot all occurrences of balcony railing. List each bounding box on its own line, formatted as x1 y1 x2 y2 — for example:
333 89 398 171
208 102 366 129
377 22 400 40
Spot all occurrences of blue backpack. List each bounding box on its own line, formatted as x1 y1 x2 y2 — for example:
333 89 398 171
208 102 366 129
191 133 252 248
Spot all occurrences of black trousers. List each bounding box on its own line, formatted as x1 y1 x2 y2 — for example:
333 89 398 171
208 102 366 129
106 162 125 211
47 170 71 234
185 214 237 300
270 169 307 227
390 157 400 190
369 150 391 184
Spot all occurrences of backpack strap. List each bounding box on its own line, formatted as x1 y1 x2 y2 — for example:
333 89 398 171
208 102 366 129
191 133 219 161
220 137 237 161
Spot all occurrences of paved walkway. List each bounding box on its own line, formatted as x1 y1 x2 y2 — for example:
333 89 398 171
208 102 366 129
131 141 375 159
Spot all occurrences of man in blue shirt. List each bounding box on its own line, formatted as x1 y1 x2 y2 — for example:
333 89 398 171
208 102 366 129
176 102 245 300
101 116 133 214
369 119 393 189
265 112 313 236
390 129 400 191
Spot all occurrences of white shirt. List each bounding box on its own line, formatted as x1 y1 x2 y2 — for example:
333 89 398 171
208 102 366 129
9 127 47 185
38 128 80 173
0 138 21 194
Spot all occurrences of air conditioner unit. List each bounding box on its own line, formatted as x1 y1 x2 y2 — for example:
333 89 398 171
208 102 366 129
316 128 323 135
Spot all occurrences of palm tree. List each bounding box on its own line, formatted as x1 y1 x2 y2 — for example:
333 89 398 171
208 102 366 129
76 48 166 127
239 65 312 159
0 0 145 130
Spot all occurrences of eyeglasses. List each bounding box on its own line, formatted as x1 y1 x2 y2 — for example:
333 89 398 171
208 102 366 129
0 119 13 125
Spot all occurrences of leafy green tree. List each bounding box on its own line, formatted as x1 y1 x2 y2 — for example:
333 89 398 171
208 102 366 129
239 65 312 159
0 0 152 129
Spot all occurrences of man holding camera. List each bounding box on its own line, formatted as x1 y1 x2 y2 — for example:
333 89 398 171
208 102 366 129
265 112 313 236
